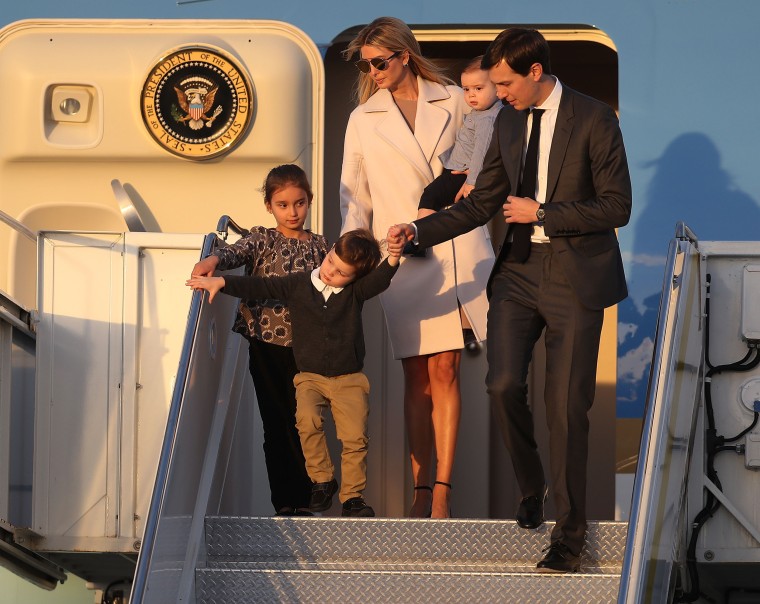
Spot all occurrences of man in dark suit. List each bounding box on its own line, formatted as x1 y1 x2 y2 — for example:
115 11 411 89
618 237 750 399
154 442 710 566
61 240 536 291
390 28 631 572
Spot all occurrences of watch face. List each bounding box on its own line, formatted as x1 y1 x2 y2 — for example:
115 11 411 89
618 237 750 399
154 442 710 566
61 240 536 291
537 208 545 220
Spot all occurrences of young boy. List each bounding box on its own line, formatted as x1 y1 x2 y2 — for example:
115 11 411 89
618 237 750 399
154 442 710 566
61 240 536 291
427 55 502 210
187 229 403 517
404 55 501 257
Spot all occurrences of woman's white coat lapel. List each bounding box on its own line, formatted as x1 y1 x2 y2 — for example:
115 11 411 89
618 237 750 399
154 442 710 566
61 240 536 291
363 76 453 183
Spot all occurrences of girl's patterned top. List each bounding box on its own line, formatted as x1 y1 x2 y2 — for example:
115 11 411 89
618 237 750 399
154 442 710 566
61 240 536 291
214 226 329 346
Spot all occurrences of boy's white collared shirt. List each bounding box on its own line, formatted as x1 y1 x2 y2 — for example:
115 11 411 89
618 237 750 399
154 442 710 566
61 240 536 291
311 268 344 301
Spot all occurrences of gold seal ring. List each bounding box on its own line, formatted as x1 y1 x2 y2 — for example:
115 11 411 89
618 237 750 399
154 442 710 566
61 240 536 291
141 45 253 160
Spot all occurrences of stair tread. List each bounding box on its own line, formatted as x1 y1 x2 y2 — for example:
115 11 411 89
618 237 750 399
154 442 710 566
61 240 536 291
196 567 622 603
204 560 623 574
204 516 627 565
206 516 626 525
198 517 625 603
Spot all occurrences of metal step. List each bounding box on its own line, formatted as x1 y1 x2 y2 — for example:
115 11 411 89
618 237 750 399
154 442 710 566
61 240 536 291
197 517 627 603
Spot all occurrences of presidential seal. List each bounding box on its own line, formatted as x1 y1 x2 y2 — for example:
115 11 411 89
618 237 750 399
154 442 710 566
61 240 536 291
141 46 253 160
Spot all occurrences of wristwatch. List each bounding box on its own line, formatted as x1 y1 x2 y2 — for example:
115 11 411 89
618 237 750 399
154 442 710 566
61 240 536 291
536 206 546 222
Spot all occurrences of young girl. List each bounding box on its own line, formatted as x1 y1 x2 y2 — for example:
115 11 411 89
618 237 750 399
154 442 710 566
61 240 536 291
191 164 328 516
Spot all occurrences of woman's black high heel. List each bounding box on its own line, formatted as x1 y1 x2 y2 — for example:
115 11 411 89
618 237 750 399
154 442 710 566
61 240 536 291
433 481 453 518
413 485 433 518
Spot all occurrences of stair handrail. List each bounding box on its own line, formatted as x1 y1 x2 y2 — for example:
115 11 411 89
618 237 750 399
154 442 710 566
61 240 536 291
130 230 249 604
215 215 249 240
0 292 59 589
675 221 698 243
618 223 704 602
618 240 680 602
0 291 35 338
130 232 218 603
0 208 36 242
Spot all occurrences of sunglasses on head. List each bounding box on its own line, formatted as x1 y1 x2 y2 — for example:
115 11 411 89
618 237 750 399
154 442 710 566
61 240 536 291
355 51 402 73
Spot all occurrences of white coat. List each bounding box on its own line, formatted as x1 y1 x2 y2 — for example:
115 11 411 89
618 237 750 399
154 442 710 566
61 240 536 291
340 76 495 359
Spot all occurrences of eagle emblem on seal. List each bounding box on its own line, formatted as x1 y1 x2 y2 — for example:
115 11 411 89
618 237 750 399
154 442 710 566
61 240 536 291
173 77 223 130
141 45 253 160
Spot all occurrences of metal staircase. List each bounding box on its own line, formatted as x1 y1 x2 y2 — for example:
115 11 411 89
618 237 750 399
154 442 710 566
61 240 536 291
196 517 627 603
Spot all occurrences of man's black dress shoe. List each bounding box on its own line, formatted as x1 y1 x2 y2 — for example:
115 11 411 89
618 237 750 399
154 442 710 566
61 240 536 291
515 487 547 529
536 542 581 573
309 478 338 512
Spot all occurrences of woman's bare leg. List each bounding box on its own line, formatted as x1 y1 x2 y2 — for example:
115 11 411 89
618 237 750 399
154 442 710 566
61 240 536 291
428 349 462 519
402 355 434 517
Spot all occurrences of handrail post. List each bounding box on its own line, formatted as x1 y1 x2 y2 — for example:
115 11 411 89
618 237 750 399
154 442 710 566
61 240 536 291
215 215 249 240
0 208 36 242
129 232 219 603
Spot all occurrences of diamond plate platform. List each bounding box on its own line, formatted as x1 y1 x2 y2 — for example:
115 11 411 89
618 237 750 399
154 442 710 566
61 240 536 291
196 517 627 603
196 568 621 603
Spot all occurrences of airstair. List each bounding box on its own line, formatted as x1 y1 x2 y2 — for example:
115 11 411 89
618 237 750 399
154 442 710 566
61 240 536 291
113 222 760 603
4 222 760 603
124 226 629 604
194 517 625 603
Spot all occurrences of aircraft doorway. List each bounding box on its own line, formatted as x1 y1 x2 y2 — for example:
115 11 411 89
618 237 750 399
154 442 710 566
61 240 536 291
322 25 621 521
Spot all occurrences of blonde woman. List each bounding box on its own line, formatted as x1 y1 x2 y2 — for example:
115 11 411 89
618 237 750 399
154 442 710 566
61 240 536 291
340 17 495 518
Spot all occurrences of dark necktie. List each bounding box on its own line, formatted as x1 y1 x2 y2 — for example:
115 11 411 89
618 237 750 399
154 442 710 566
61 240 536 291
511 108 545 263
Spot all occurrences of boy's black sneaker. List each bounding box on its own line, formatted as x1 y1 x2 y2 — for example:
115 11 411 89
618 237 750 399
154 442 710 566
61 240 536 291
309 478 338 512
341 497 375 517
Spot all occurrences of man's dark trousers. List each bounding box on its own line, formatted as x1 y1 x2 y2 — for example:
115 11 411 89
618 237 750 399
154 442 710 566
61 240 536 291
486 242 603 556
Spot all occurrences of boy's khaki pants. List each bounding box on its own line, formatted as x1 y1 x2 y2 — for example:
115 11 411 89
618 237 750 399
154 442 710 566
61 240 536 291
294 371 370 503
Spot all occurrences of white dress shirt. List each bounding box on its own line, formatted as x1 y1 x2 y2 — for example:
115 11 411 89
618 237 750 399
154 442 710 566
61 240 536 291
530 77 563 243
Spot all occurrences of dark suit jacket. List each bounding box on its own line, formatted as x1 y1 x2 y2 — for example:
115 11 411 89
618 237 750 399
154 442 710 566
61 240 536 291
415 84 632 310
